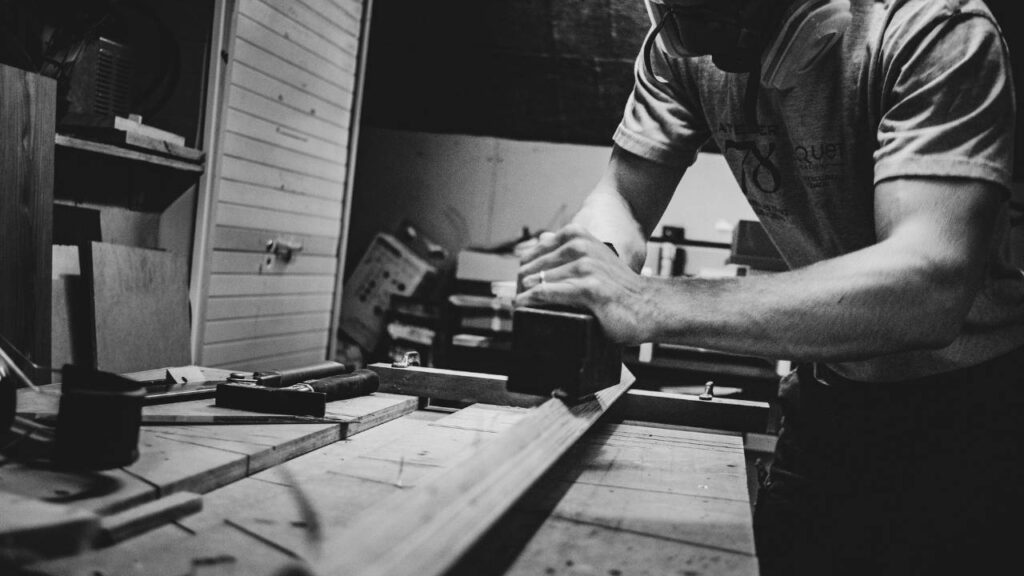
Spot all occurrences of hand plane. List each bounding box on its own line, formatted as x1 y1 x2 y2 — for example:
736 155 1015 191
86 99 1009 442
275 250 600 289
506 306 622 400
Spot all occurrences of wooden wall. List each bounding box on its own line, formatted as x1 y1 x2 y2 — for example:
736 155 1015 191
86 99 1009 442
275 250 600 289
196 0 365 370
0 65 55 374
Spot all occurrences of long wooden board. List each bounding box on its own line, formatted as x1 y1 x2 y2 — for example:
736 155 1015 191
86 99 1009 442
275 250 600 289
373 364 771 433
307 373 633 576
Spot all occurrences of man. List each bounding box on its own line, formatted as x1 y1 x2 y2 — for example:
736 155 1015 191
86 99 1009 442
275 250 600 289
516 0 1024 574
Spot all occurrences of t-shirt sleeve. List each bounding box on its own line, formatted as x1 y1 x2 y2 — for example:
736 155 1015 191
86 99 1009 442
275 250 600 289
612 33 711 169
873 7 1015 189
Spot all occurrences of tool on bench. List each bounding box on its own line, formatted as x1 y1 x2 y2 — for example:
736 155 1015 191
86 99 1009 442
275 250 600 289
215 369 380 417
143 361 350 404
508 243 622 400
507 306 622 400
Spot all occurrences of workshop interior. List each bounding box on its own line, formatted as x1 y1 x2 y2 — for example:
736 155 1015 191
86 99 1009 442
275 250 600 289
2 0 1023 574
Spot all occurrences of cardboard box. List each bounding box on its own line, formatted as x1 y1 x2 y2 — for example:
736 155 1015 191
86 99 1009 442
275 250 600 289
341 233 437 351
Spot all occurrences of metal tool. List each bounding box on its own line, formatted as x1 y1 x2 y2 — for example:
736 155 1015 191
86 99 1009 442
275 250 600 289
215 369 380 417
506 306 622 401
143 361 350 405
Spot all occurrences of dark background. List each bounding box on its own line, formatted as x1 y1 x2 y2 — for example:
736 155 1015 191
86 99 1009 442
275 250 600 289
360 0 649 146
361 0 1023 179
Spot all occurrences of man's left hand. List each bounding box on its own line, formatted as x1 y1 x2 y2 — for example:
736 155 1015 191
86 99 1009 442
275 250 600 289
516 224 653 344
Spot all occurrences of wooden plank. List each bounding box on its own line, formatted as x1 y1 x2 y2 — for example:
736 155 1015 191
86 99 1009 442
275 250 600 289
429 403 531 434
371 364 545 408
213 225 339 255
205 293 334 320
204 312 331 343
126 430 250 497
328 0 370 370
240 0 356 70
502 517 758 576
0 64 55 375
234 37 352 104
373 365 771 433
212 251 338 276
221 156 343 200
223 132 346 183
216 201 341 238
218 180 342 220
224 106 347 163
83 242 191 374
328 393 419 436
207 273 335 297
620 389 770 434
231 61 351 131
273 0 361 55
54 134 204 173
229 78 350 141
305 372 634 576
176 410 460 554
235 14 354 89
202 331 329 366
455 423 757 576
210 348 328 371
309 0 362 33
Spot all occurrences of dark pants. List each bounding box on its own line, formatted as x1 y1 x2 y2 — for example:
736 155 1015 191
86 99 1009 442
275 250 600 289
753 347 1024 576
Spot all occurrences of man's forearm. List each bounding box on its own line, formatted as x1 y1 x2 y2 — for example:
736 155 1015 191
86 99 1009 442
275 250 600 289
644 242 974 362
570 187 650 272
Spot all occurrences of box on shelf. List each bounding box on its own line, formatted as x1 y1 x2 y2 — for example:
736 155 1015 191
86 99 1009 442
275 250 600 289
340 233 438 352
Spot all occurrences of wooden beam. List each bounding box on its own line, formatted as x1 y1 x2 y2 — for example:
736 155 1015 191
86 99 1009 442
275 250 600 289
370 363 545 408
300 370 634 576
371 364 771 433
619 389 770 434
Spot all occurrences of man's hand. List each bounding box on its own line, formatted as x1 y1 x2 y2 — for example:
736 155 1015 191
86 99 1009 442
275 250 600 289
515 224 654 344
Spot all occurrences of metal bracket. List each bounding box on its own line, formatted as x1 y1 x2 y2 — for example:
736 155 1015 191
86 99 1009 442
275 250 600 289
265 237 304 263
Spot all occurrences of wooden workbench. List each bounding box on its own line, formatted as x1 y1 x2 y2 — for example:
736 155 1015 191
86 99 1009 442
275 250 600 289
5 371 759 575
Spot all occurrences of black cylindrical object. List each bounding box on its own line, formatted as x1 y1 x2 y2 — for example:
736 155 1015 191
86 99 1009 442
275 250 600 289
54 365 144 470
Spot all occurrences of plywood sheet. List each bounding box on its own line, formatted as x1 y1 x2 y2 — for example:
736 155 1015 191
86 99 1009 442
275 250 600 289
84 242 190 374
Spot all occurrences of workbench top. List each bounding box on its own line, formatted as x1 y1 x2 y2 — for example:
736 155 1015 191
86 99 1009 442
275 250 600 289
9 401 757 575
4 364 761 569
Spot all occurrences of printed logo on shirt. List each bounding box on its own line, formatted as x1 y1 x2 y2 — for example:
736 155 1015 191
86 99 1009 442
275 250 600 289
724 140 782 195
794 141 845 190
794 141 844 167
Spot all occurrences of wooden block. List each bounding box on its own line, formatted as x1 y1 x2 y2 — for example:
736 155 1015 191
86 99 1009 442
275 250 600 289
370 364 544 408
0 490 100 563
81 242 190 373
619 389 770 433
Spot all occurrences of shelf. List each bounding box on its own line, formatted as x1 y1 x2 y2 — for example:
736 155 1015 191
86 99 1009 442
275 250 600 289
53 134 205 213
55 134 204 173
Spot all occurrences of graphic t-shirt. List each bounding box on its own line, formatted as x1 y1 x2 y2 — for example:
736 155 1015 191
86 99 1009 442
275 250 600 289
614 0 1024 381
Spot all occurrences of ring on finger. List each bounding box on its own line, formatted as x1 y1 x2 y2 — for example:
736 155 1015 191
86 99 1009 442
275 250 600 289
539 270 547 285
